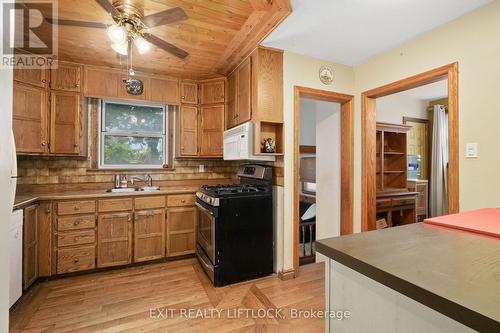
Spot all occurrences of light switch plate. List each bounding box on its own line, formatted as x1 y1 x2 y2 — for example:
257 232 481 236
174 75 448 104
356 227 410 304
465 143 478 159
199 164 205 172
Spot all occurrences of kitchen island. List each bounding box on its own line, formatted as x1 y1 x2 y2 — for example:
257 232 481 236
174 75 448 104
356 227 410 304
316 223 500 333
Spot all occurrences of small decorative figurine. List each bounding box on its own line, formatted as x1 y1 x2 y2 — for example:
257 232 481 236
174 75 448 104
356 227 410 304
262 138 276 153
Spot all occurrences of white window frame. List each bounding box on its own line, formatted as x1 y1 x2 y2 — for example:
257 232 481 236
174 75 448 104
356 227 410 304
98 99 168 169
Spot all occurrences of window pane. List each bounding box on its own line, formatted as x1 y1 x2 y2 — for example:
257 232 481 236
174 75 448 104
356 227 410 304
104 102 164 133
103 136 164 166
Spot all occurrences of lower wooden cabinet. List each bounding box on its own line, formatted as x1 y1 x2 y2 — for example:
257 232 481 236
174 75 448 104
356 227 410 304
57 246 95 274
37 202 52 277
134 209 165 262
23 205 38 290
97 213 132 267
166 207 197 257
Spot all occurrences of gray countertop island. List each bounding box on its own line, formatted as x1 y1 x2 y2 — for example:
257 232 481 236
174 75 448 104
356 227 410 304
316 222 500 332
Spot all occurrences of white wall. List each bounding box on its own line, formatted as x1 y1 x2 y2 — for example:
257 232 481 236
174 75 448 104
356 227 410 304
280 52 354 272
315 101 341 263
0 67 14 330
376 94 428 124
299 99 317 145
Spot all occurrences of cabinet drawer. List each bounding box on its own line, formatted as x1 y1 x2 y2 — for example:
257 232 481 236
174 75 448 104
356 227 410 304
57 230 95 247
167 194 196 207
58 200 95 215
392 198 415 207
57 246 95 274
57 215 96 231
135 196 165 210
98 198 133 212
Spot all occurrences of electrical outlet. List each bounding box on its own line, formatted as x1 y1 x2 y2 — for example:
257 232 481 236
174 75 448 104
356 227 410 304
199 164 205 172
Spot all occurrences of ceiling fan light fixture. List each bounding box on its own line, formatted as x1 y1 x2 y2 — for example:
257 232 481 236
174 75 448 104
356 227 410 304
111 41 128 55
107 24 127 44
134 36 151 54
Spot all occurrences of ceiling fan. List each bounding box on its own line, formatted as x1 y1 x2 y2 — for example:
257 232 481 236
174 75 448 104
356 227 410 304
46 0 189 59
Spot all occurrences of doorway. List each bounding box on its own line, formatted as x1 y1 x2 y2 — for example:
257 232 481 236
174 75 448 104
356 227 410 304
361 63 459 231
293 86 354 275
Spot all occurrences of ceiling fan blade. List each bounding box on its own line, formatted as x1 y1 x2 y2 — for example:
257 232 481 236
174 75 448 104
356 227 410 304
45 18 107 29
95 0 120 17
142 7 188 28
145 34 189 59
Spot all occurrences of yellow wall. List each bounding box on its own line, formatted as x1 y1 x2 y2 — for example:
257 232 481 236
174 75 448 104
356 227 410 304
280 0 500 272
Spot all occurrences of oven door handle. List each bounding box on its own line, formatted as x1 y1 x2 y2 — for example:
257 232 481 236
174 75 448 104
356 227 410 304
196 202 214 216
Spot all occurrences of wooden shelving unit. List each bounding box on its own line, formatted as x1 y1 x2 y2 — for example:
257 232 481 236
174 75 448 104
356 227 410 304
375 122 418 228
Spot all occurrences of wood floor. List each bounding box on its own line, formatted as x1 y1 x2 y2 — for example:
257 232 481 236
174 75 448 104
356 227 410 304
10 259 325 332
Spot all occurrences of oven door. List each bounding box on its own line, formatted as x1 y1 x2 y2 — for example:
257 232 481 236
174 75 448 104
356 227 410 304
196 201 216 263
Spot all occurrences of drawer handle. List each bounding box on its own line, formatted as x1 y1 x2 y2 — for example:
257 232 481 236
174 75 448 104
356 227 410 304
181 199 186 203
74 236 79 242
74 206 80 211
74 219 81 226
74 258 79 263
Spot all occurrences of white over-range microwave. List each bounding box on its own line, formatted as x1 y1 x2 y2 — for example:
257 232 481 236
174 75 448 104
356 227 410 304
223 122 275 161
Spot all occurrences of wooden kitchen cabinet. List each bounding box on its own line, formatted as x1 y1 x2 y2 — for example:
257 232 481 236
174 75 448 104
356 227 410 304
200 79 225 104
408 179 429 221
50 91 83 155
50 62 82 92
134 210 165 262
226 71 237 129
23 205 38 290
179 105 199 156
166 207 197 257
226 58 251 129
37 202 52 277
200 105 224 157
13 83 49 154
14 68 48 88
150 77 180 104
181 81 198 104
97 213 132 267
84 66 120 98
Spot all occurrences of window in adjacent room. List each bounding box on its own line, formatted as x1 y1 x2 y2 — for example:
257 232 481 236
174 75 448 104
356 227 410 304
99 100 168 168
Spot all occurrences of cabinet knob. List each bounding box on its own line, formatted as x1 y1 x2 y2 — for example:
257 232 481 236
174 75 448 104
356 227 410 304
74 206 80 211
75 82 80 88
45 207 51 214
74 219 81 226
73 236 79 242
41 141 46 146
181 199 186 203
41 79 46 83
73 258 79 263
73 144 79 148
182 96 185 99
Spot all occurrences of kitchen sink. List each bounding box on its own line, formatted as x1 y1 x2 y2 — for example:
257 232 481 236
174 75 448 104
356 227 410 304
106 186 161 193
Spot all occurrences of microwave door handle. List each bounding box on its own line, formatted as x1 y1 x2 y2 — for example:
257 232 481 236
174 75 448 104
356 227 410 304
196 202 214 216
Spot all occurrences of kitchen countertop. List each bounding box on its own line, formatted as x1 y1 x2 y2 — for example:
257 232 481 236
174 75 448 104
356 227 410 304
14 186 202 209
316 223 500 332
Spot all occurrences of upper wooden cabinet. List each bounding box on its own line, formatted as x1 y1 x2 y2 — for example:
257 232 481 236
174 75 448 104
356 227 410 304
150 77 180 105
178 105 199 157
226 71 237 129
84 67 120 98
200 105 224 157
13 83 49 154
50 91 83 155
181 81 198 104
236 58 252 125
14 68 48 88
200 79 225 104
51 62 82 92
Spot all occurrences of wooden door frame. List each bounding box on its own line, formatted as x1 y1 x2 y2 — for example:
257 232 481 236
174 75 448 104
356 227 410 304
361 63 459 231
293 86 354 275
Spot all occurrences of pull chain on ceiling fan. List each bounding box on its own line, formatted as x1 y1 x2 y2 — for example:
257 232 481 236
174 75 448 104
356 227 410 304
47 0 189 59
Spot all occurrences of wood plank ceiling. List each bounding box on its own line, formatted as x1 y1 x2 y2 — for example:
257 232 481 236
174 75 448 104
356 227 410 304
39 0 292 79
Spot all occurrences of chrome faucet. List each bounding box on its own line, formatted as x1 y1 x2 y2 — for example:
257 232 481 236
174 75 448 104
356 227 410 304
130 174 153 187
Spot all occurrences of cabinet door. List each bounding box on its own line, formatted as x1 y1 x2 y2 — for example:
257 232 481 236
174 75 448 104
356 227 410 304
134 210 165 262
181 81 198 104
50 91 82 155
13 83 48 154
150 77 180 104
37 203 52 277
166 207 197 257
236 58 251 125
201 80 225 104
226 71 237 129
200 105 224 157
23 205 38 289
84 67 120 98
97 213 132 267
179 105 199 156
14 68 48 88
51 62 82 92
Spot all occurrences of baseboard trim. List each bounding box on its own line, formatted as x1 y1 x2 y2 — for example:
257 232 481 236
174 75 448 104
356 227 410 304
278 268 296 280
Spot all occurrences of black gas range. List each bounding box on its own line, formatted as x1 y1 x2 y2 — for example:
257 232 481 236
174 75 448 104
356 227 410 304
195 164 274 286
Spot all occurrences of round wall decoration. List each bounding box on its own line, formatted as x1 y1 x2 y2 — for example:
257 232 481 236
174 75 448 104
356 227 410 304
319 65 334 85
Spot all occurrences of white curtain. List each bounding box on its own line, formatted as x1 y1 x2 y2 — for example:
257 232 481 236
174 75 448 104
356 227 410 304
430 105 448 217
